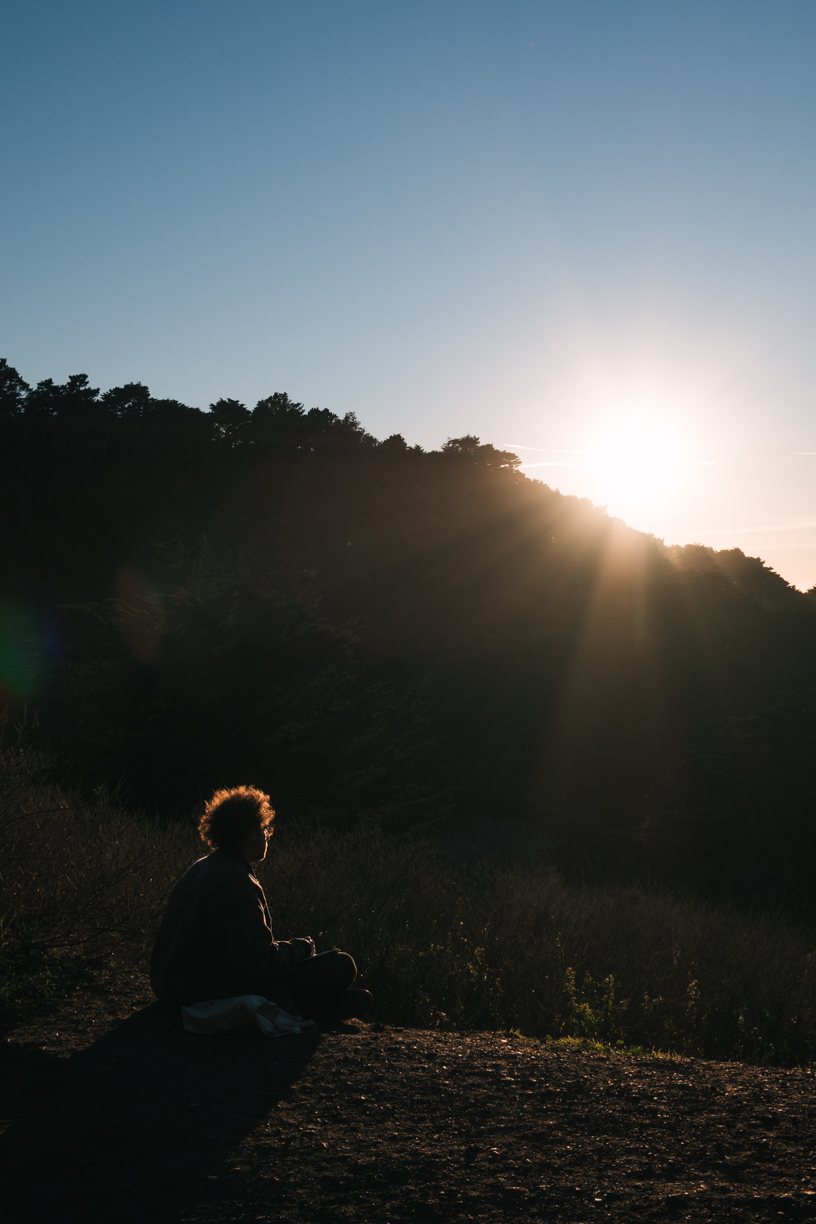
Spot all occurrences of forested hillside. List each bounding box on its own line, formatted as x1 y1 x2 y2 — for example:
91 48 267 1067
3 358 816 904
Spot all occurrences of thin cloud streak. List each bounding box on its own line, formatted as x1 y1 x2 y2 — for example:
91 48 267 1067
518 460 716 468
670 519 816 538
507 443 716 466
501 444 591 454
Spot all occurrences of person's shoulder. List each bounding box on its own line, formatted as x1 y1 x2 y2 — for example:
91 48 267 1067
191 852 267 912
192 850 257 889
172 850 241 888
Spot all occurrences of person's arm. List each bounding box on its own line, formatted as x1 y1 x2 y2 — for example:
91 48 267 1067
206 873 311 988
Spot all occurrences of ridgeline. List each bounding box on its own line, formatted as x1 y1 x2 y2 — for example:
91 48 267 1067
3 357 816 905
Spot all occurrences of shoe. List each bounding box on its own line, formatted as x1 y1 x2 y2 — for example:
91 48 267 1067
322 988 375 1022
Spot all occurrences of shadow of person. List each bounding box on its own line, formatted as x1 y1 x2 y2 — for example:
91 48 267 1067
0 1001 321 1224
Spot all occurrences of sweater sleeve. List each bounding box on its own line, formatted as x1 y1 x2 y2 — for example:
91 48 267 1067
204 871 306 989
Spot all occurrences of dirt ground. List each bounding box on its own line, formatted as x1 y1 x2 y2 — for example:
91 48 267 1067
3 973 816 1223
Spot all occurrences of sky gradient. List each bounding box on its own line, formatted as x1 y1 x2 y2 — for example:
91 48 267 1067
4 1 816 587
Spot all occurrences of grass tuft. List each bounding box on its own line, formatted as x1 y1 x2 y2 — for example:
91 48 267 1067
3 738 816 1068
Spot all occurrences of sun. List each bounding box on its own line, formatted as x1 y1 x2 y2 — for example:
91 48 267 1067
589 416 689 513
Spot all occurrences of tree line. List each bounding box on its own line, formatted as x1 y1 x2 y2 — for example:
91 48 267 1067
3 357 816 907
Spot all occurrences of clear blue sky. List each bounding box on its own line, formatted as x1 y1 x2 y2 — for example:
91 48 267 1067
4 1 816 586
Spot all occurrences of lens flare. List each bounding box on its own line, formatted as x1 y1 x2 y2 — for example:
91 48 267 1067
0 599 61 701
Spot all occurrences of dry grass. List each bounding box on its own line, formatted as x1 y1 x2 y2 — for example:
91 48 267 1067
2 738 816 1067
0 737 194 990
261 822 816 1066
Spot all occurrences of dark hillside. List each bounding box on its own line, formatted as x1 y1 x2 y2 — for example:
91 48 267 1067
2 358 816 901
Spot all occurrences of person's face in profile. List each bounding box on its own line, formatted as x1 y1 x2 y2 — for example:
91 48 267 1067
243 822 272 864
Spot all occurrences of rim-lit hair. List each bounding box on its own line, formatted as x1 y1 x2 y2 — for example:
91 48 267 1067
198 786 275 852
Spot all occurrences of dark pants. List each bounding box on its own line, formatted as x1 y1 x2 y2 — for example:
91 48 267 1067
274 950 357 1019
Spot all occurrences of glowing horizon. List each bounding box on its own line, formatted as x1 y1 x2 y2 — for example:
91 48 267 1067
506 421 816 590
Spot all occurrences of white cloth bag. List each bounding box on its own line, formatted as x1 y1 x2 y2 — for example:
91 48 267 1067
181 994 317 1037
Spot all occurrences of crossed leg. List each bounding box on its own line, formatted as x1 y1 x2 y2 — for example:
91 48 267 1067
274 950 372 1021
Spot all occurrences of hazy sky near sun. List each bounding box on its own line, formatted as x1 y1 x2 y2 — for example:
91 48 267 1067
4 1 816 587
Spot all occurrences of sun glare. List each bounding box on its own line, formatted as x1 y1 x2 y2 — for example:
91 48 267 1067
589 416 689 515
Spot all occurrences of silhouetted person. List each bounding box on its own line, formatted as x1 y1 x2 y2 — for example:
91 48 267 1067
151 786 372 1022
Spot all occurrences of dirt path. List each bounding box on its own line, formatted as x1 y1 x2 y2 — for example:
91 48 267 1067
3 977 816 1223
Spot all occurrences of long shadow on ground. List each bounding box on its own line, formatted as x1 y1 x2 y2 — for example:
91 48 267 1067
0 1004 320 1224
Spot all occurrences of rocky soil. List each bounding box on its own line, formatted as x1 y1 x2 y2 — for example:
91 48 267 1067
3 974 816 1223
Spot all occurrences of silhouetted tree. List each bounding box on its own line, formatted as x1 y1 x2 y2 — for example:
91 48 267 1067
25 373 101 421
209 397 250 447
4 356 816 903
0 359 29 418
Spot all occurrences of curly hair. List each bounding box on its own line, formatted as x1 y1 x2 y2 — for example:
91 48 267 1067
198 786 275 851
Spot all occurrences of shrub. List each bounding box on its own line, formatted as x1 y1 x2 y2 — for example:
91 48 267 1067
3 736 816 1068
259 820 816 1066
0 732 195 994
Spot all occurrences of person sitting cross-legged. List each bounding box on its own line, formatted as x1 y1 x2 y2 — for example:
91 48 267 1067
150 786 373 1025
